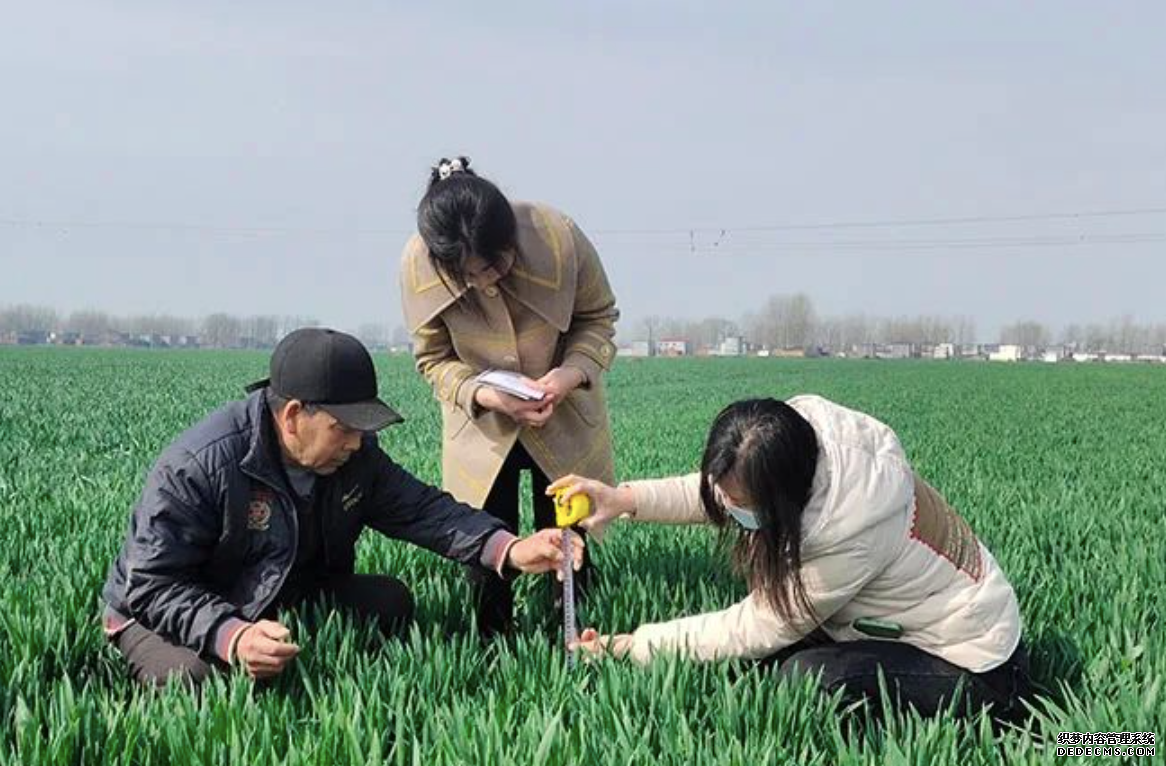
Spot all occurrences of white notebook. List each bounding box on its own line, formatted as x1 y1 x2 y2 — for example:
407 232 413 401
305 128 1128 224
474 370 546 401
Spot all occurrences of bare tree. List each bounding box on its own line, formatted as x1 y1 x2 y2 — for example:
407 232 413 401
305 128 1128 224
391 325 412 347
877 316 917 345
244 315 279 348
836 314 873 349
1000 320 1050 348
1083 323 1109 352
813 316 845 352
116 314 194 338
0 304 59 333
751 293 817 350
953 316 978 346
1059 323 1083 349
202 313 243 348
65 310 114 338
1151 324 1166 354
1112 315 1141 354
277 315 320 338
691 317 738 351
355 322 391 350
633 315 664 348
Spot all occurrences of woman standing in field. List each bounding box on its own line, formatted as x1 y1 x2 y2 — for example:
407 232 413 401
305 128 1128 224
400 157 619 637
551 395 1032 719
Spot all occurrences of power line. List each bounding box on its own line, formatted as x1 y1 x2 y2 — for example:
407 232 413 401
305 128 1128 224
0 218 413 237
663 232 1166 255
2 205 1166 239
590 206 1166 236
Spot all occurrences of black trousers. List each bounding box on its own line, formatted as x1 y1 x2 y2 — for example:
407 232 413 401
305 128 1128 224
468 442 593 637
112 573 414 688
770 631 1033 720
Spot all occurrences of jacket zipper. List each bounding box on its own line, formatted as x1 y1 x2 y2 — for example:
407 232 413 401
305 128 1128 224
240 469 298 620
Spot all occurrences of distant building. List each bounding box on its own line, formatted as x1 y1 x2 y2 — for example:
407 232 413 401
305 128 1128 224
989 345 1022 362
16 331 50 346
933 343 956 360
851 343 877 359
95 331 130 347
879 343 916 360
619 340 653 358
1072 352 1099 363
127 334 167 348
715 336 748 357
49 331 82 346
656 339 689 357
1103 353 1133 363
1041 348 1068 363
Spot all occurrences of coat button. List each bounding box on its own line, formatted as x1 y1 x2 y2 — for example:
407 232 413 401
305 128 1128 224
483 285 500 298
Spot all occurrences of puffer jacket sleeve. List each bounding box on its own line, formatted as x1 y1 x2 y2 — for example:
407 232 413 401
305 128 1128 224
123 450 248 660
626 473 709 525
362 445 510 567
626 526 890 664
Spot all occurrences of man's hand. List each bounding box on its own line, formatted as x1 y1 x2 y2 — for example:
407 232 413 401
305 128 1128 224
234 619 300 679
474 384 555 428
536 366 586 403
505 527 584 577
546 474 636 541
571 627 633 660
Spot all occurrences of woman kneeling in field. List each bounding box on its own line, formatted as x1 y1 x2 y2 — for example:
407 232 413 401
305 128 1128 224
550 395 1032 719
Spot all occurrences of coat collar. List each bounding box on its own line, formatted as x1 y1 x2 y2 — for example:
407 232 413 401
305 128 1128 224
239 390 296 494
401 201 578 333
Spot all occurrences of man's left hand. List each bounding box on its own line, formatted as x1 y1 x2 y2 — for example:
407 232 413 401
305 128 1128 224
505 527 584 576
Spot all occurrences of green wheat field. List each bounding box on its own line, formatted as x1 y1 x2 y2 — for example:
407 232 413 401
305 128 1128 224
0 349 1162 764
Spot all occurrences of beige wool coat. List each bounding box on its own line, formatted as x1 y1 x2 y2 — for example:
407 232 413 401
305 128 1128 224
400 201 619 508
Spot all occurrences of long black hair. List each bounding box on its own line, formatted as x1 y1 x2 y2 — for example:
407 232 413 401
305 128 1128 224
417 156 518 293
699 398 820 622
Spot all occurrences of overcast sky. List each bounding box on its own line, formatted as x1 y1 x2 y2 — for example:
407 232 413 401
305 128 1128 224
3 1 1165 339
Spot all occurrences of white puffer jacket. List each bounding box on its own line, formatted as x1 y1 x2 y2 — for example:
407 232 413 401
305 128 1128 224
625 395 1022 673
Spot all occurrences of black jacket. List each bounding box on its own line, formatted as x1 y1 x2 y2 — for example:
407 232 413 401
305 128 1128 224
102 390 506 657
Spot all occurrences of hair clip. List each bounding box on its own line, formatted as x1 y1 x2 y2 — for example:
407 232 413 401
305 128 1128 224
437 156 469 180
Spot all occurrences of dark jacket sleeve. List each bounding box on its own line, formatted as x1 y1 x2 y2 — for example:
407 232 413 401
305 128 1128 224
362 445 507 567
122 449 244 658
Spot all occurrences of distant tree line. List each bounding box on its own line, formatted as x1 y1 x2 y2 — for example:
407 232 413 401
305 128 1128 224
0 305 336 349
626 293 1166 355
5 299 1165 355
0 304 421 351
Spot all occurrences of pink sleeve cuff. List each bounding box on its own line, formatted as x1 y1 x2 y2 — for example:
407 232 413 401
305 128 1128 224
213 617 251 664
480 530 520 577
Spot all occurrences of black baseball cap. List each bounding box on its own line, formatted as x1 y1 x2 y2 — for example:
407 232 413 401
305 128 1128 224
246 328 404 431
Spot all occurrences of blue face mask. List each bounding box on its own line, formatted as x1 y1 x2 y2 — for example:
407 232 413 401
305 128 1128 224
726 504 762 531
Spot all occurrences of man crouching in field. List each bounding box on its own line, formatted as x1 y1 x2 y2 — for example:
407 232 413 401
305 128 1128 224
101 328 582 687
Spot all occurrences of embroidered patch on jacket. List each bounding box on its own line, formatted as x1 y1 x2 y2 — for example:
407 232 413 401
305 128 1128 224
909 478 983 580
247 490 274 532
341 485 364 512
